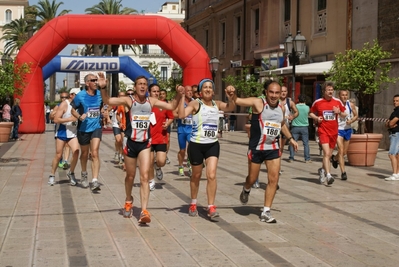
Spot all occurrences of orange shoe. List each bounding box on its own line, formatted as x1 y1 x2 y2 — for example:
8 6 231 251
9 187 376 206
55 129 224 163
207 205 219 218
123 201 133 218
138 210 151 224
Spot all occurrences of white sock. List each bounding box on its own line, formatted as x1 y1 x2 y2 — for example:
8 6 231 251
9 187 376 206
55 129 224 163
263 207 270 213
191 199 197 204
92 178 98 182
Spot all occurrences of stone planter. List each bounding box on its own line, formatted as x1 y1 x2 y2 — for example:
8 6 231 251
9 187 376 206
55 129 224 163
347 133 383 167
0 122 13 143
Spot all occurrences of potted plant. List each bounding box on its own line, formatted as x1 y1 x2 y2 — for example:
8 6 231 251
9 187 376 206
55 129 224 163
328 40 398 166
0 54 29 142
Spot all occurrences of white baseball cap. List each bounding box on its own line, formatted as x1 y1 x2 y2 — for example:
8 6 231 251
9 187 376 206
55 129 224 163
69 88 81 95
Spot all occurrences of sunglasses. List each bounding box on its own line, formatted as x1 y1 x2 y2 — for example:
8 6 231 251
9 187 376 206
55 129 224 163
127 93 134 95
89 79 98 82
60 96 68 99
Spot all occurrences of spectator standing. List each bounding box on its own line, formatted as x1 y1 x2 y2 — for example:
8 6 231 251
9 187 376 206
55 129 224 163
229 112 237 131
384 94 399 181
349 98 359 133
11 98 23 140
1 98 11 122
45 104 51 123
288 94 311 162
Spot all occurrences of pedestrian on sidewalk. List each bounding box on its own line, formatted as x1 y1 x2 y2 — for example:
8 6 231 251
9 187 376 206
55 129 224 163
100 75 184 224
232 80 298 223
288 94 312 163
178 79 236 219
384 94 399 181
11 98 23 140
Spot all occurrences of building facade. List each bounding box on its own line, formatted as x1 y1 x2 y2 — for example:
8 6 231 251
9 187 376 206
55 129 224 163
185 0 349 102
118 1 185 90
0 0 28 55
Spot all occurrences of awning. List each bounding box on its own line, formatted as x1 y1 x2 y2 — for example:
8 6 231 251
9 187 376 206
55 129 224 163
259 60 333 77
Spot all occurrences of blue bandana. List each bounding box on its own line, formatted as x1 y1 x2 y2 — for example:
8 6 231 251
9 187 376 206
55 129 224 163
198 78 215 93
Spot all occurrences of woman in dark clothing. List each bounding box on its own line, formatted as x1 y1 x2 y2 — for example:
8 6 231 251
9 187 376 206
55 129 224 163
11 98 23 140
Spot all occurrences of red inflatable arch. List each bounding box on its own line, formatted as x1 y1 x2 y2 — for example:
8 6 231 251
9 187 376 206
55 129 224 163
15 15 211 133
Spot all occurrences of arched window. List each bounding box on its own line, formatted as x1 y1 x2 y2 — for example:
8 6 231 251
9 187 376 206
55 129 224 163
5 9 12 23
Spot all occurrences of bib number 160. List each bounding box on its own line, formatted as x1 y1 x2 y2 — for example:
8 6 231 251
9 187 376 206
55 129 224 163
203 130 216 138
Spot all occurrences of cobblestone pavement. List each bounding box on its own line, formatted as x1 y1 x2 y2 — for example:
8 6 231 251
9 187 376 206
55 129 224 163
0 126 398 266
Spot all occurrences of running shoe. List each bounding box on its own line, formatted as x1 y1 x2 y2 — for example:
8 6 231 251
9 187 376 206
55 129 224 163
166 157 170 164
58 161 64 168
188 203 198 217
178 166 184 176
341 172 348 181
149 179 156 191
326 174 334 185
62 161 69 170
331 155 339 169
67 172 77 186
48 175 55 186
260 211 277 223
239 187 250 204
91 180 101 191
385 174 399 181
318 168 326 184
187 159 191 169
207 206 219 218
114 152 119 160
188 166 192 177
123 201 133 218
81 172 89 188
138 210 151 224
155 165 163 180
252 179 260 188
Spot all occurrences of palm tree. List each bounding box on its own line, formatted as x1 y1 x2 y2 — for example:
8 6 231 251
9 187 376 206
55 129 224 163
34 0 71 102
85 0 138 96
1 18 29 56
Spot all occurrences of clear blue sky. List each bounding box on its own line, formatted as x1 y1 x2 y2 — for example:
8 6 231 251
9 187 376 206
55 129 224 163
28 0 168 15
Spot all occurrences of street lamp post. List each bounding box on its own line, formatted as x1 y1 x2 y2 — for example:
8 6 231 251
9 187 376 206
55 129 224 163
148 76 154 85
208 57 219 82
1 54 12 66
284 31 306 101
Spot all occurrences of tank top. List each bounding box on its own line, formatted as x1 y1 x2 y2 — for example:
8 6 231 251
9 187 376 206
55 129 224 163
177 99 194 134
190 99 219 144
55 100 77 139
249 98 283 151
125 96 152 142
338 100 352 130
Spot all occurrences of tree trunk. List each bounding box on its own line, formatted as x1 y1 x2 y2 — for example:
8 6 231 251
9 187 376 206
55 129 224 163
111 44 120 97
49 74 56 102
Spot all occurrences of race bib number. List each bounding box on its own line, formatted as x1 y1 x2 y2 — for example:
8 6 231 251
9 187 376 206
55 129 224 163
202 123 217 139
323 111 335 121
262 121 281 137
87 107 100 118
132 114 150 130
182 117 193 125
